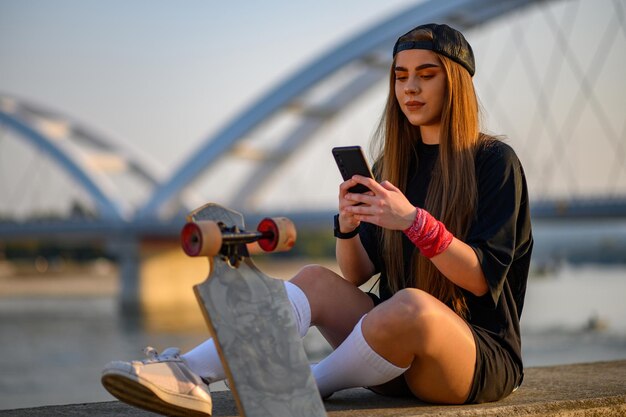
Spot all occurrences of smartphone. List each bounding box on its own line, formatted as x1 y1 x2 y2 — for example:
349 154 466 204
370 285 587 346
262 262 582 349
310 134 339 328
332 146 374 194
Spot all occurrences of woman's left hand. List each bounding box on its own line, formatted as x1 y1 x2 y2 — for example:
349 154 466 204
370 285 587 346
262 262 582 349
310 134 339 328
343 175 417 231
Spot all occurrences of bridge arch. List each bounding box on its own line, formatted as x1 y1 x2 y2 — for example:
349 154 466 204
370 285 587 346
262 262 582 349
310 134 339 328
0 94 163 221
140 0 541 219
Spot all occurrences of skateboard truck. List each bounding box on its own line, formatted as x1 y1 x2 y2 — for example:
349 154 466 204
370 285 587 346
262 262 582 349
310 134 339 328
181 217 296 268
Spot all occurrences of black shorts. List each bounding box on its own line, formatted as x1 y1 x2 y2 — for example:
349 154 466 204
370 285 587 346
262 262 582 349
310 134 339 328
365 292 523 404
466 326 523 403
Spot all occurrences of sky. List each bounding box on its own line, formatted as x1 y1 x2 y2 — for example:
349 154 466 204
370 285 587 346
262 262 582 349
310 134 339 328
0 0 414 167
0 0 624 214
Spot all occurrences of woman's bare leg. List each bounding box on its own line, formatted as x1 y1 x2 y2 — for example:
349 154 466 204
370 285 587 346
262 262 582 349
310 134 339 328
362 288 476 404
291 265 475 402
292 265 415 398
289 264 374 347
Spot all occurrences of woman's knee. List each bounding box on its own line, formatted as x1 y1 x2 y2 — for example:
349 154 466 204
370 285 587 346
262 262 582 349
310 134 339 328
376 288 438 319
290 264 370 325
365 289 446 347
393 287 435 309
290 264 339 292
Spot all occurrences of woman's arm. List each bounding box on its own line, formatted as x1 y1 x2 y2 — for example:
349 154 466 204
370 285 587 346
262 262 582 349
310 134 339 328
343 176 488 296
429 238 487 296
336 232 376 287
335 178 376 286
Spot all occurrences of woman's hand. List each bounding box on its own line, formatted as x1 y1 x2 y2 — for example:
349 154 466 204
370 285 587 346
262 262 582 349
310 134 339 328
342 175 417 231
337 178 372 233
336 177 377 286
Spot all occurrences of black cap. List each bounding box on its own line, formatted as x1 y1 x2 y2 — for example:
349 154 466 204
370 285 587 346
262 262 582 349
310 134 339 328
392 23 475 76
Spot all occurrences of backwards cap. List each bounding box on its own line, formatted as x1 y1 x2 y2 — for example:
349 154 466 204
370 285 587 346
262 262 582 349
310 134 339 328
392 23 475 76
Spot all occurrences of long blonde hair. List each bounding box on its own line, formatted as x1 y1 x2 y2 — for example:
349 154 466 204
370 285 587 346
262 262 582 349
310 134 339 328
371 29 486 318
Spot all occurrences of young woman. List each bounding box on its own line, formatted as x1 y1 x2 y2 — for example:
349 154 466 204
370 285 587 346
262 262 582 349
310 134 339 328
102 23 532 415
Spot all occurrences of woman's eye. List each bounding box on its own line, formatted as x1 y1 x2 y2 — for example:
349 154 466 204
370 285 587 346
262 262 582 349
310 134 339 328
395 75 407 81
420 74 434 80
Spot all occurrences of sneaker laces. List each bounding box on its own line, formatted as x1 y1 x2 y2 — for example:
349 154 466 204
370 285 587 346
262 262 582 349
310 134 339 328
142 346 182 362
143 346 159 360
140 346 210 389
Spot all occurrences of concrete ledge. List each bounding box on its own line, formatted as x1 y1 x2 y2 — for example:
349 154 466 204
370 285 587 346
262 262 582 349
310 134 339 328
2 361 625 416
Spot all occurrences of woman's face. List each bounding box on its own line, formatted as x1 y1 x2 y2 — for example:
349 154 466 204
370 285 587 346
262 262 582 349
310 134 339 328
394 49 447 129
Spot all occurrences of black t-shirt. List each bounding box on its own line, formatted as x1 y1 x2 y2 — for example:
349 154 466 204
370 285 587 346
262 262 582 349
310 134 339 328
359 138 533 369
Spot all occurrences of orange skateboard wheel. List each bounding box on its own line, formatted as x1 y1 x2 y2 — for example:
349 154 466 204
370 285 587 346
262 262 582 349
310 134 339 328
257 217 296 252
181 220 223 257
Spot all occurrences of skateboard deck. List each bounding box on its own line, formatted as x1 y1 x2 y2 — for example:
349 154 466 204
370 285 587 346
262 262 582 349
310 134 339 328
181 203 326 417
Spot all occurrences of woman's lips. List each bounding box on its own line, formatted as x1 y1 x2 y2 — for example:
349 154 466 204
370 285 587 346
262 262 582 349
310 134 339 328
405 100 424 111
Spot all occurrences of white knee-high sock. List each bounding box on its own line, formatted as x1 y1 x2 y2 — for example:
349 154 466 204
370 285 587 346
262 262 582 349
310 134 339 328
312 316 409 398
284 281 311 338
181 338 224 383
182 280 312 381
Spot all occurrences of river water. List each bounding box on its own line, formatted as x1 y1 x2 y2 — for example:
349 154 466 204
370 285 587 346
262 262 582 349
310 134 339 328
0 262 625 410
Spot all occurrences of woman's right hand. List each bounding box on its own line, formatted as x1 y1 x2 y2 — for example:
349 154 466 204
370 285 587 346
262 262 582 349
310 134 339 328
338 178 371 232
336 177 377 285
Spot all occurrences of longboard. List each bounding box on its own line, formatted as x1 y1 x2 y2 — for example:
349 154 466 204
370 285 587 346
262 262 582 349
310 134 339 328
181 203 326 417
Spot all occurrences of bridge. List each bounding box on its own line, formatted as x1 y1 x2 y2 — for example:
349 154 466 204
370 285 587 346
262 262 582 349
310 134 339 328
1 0 625 310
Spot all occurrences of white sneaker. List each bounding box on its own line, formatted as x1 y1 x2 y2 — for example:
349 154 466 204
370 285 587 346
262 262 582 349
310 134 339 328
101 347 212 417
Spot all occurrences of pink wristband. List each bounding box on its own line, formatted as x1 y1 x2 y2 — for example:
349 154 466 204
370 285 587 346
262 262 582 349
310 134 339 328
403 207 454 258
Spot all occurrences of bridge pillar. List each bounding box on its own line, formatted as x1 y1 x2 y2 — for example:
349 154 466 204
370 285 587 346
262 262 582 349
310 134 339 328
111 238 142 314
138 239 207 308
110 237 209 328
